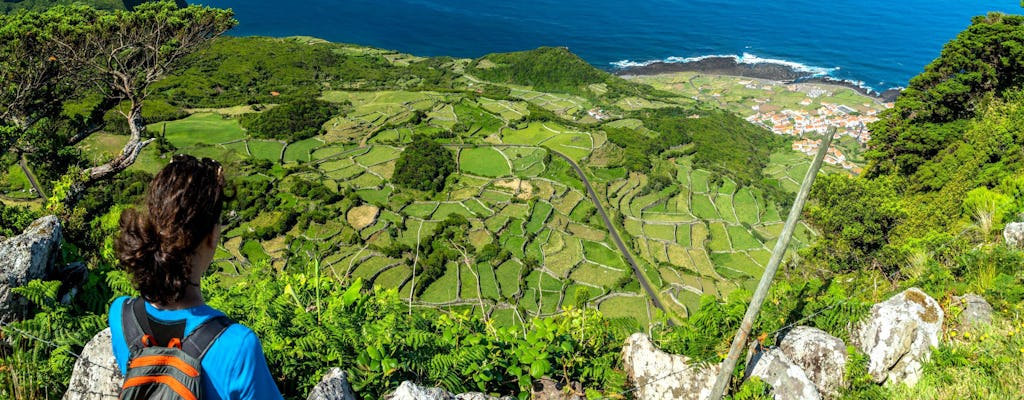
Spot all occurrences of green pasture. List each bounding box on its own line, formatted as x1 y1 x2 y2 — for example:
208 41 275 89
459 147 511 177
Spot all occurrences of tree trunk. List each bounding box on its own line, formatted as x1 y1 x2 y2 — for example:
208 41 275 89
64 100 154 207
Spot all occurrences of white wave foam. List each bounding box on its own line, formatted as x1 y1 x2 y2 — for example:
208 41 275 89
736 53 837 76
611 52 838 77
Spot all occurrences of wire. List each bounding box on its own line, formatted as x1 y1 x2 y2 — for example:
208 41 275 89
0 320 121 376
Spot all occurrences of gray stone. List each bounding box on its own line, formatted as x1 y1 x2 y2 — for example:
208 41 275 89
777 326 848 399
62 328 122 400
0 216 62 323
852 288 943 387
385 381 509 400
747 347 821 400
621 333 720 400
531 377 583 400
307 368 357 400
953 294 993 327
1004 222 1024 248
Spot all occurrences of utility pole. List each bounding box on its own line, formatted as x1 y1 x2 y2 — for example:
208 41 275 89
708 126 837 399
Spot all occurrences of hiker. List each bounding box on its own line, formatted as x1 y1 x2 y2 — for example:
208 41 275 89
109 154 283 400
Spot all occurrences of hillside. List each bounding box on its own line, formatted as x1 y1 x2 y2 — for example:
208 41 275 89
2 4 1023 400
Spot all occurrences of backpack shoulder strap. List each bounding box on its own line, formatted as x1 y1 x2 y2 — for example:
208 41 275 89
181 315 234 360
120 298 153 356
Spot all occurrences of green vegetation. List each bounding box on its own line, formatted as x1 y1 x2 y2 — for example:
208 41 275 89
5 6 1024 399
392 136 456 192
240 99 342 141
459 147 510 177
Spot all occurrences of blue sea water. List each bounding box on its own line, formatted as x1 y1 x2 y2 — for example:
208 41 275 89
195 0 1022 91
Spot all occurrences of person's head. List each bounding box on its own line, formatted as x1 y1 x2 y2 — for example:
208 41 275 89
115 154 225 305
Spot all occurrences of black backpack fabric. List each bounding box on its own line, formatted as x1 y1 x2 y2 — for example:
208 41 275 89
119 298 233 400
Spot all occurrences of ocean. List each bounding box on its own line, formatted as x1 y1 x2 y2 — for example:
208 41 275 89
194 0 1022 91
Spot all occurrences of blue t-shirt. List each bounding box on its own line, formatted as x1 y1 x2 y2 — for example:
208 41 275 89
108 296 284 400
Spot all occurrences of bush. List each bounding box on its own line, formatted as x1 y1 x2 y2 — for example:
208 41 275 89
392 136 456 192
240 99 341 141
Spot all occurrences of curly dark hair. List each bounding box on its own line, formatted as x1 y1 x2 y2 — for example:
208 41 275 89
115 154 225 305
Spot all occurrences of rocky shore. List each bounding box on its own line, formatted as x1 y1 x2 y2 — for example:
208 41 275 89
614 57 900 102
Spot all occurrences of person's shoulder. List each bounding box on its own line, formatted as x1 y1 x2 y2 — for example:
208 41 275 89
108 296 132 322
110 295 131 311
210 320 260 350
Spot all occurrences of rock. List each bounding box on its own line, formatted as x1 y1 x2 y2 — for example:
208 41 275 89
747 346 821 400
384 381 510 400
307 368 357 400
952 294 993 327
385 381 452 400
852 288 943 387
63 328 122 400
1004 222 1024 248
621 333 720 400
776 326 848 398
531 377 583 400
0 216 62 323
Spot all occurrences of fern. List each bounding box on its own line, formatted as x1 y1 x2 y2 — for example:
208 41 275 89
12 279 62 310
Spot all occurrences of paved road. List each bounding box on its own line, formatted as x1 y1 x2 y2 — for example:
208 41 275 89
545 150 669 316
18 156 46 199
441 143 670 319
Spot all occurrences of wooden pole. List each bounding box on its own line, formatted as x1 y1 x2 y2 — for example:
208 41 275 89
708 126 837 399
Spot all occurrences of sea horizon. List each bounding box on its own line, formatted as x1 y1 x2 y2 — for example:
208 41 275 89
195 0 1023 92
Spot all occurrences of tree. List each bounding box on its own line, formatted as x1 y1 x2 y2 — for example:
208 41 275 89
392 135 456 192
0 2 236 206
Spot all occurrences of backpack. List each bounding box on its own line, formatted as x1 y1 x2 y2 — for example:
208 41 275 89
119 298 233 400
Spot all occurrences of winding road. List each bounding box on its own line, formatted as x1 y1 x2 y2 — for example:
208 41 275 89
442 143 671 321
546 150 669 318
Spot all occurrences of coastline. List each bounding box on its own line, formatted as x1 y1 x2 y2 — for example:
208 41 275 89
613 57 901 102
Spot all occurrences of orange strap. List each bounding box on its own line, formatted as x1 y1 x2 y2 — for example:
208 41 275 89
129 355 200 377
122 375 198 400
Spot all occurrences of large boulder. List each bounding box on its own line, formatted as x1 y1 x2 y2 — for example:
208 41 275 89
1004 222 1024 248
747 346 821 400
952 294 993 328
307 368 357 400
384 381 512 400
532 377 583 400
63 328 122 400
621 333 720 400
0 216 62 323
777 326 848 398
852 288 943 387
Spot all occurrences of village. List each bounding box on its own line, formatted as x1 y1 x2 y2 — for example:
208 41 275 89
743 92 893 174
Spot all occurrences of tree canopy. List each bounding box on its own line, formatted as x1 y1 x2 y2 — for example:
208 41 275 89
0 1 236 206
392 136 456 192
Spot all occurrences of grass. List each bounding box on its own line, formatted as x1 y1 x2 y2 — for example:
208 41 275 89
582 240 624 267
459 147 511 177
477 263 501 300
496 259 523 298
526 202 553 234
599 296 649 325
355 146 401 166
734 187 761 224
644 223 677 242
569 262 624 287
431 203 475 220
249 140 284 162
708 222 732 252
155 113 247 148
284 138 323 163
727 225 764 250
347 205 380 230
419 262 460 303
691 194 721 220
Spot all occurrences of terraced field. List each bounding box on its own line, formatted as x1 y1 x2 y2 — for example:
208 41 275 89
65 57 841 328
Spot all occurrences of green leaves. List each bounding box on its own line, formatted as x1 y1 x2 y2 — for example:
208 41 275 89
392 135 457 193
